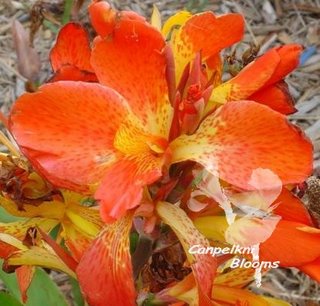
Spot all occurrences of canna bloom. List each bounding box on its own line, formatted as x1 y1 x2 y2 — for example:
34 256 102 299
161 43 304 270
6 1 314 305
9 1 312 223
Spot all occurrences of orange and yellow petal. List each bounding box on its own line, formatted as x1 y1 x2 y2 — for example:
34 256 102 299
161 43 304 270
170 101 312 190
172 12 244 81
249 82 296 115
0 195 65 220
90 8 172 136
157 201 217 305
7 245 76 277
50 23 93 73
162 11 192 38
208 49 280 107
62 220 95 262
214 267 255 288
212 285 286 306
76 214 135 306
96 153 165 222
9 82 130 191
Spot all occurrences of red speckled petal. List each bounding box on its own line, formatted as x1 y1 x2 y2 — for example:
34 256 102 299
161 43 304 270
264 44 302 87
50 23 93 73
173 12 244 81
209 49 280 106
170 101 313 190
77 214 135 306
157 201 216 305
91 11 171 137
96 156 164 223
9 81 130 191
273 188 313 225
249 82 296 114
260 220 320 266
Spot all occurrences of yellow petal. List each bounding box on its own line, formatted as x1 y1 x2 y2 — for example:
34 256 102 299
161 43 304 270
7 245 76 277
212 285 270 306
0 233 28 251
151 5 161 31
214 267 255 288
162 11 192 38
0 195 65 220
65 206 102 237
262 296 291 306
61 220 94 262
156 202 216 305
0 218 58 240
193 216 228 242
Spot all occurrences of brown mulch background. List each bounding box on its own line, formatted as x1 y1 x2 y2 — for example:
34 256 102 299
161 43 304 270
0 0 320 305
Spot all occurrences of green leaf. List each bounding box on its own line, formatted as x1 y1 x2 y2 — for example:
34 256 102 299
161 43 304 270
0 207 21 222
130 232 139 254
69 277 85 306
0 263 70 306
0 292 23 306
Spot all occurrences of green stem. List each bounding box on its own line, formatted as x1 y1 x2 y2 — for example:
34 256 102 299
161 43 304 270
62 0 73 24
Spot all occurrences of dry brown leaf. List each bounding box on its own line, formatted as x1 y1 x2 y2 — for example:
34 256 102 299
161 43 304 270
11 20 41 82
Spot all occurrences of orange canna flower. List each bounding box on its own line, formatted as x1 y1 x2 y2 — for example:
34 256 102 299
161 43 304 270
9 2 312 224
6 1 314 305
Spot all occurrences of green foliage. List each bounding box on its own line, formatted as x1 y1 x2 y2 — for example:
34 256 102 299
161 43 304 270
0 264 69 306
0 292 23 306
69 277 85 306
0 207 21 222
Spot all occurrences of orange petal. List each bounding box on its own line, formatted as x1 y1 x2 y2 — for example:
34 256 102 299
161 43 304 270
157 201 217 305
173 12 244 81
9 82 129 191
273 188 312 225
62 221 94 262
76 214 135 306
49 66 98 82
50 23 93 73
208 49 280 106
89 1 145 38
171 101 313 190
90 10 171 136
16 265 34 303
96 156 163 222
249 82 296 115
214 267 255 288
263 44 302 87
260 220 320 266
299 257 320 282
